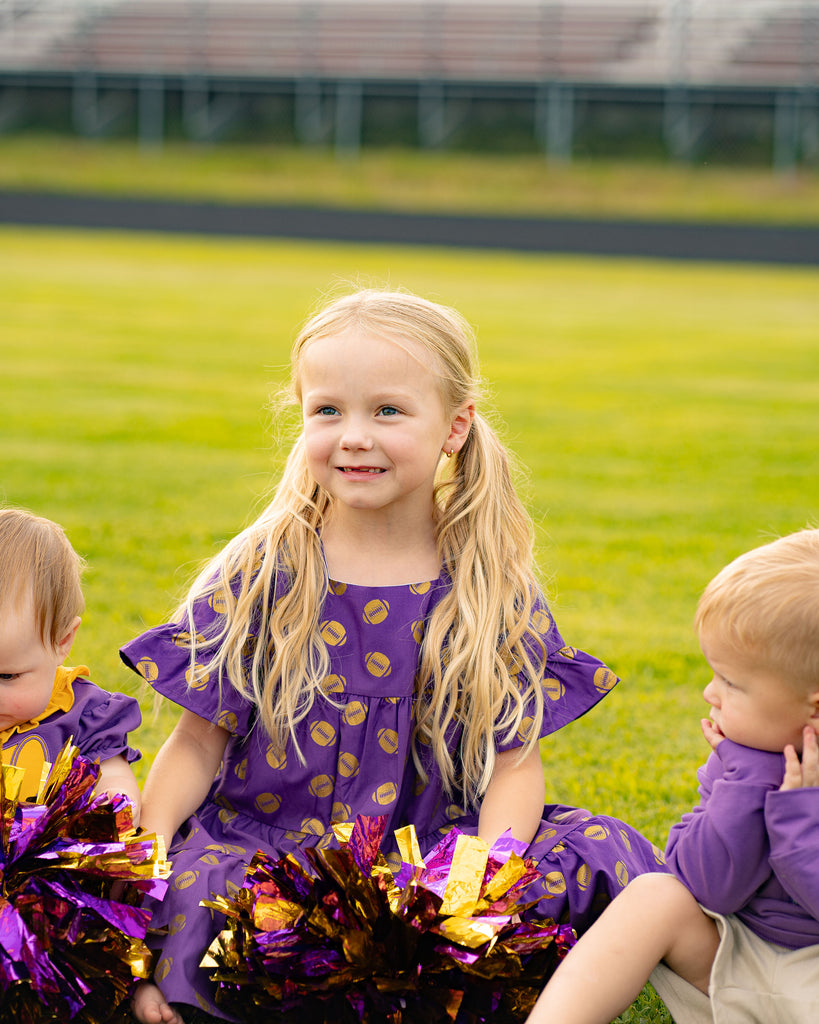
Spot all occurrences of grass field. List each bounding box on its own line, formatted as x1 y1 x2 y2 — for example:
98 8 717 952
1 135 819 224
1 210 817 1022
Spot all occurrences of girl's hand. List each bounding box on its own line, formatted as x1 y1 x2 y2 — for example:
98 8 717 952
701 718 725 751
780 727 819 791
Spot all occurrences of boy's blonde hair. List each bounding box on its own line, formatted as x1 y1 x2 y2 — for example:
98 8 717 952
0 508 85 648
694 528 819 691
183 288 547 807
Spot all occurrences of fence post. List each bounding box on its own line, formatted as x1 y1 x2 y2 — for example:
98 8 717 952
335 79 362 157
72 71 129 137
295 77 328 145
418 80 446 148
774 90 799 174
138 76 165 150
540 82 573 162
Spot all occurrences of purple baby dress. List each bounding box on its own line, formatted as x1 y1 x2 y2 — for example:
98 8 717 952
121 573 663 1018
1 665 141 801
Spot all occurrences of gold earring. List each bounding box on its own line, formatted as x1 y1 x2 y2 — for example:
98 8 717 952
445 449 454 459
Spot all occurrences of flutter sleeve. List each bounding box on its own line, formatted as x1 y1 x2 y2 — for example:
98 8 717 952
69 678 142 765
496 593 620 752
119 593 257 738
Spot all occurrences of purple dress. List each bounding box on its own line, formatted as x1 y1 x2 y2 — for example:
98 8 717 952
1 665 141 801
121 575 663 1018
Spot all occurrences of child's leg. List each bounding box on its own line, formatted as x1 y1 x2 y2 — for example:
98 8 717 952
131 980 185 1024
527 872 719 1024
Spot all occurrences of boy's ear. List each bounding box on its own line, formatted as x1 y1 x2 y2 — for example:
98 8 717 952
55 616 81 661
809 691 819 720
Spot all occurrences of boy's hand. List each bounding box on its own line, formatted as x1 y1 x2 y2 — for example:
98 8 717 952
780 727 819 791
701 718 725 751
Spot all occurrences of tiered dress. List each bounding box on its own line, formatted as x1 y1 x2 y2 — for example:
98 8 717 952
121 573 664 1018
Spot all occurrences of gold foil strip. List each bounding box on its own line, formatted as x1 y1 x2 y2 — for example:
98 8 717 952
482 851 527 903
35 760 52 803
370 852 402 910
332 821 355 844
394 823 424 867
254 897 304 932
127 937 153 979
436 913 501 948
1 762 25 806
439 834 488 917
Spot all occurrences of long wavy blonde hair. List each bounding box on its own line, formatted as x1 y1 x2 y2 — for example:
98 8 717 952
182 288 546 807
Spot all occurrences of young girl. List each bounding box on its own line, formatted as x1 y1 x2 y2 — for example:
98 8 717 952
122 288 663 1024
0 507 142 811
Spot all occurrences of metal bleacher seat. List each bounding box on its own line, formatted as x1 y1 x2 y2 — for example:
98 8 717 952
0 0 815 166
6 0 660 84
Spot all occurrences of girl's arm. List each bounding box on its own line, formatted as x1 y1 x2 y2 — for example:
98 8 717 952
139 708 229 846
96 754 142 825
478 744 545 848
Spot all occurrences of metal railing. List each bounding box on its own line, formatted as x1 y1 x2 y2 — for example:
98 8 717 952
0 0 816 165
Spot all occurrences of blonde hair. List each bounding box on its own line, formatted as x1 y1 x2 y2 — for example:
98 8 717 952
694 528 819 691
183 289 546 806
0 508 85 648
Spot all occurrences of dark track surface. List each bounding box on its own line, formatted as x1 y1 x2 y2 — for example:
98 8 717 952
1 189 817 264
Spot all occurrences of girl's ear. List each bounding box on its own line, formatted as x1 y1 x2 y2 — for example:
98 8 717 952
55 616 81 662
445 401 475 455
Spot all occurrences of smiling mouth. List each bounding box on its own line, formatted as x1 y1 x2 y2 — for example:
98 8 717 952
339 467 385 474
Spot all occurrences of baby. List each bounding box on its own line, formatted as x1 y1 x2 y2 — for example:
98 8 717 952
528 528 819 1024
0 508 141 813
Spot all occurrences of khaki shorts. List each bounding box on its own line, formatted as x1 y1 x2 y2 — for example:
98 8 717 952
649 909 819 1023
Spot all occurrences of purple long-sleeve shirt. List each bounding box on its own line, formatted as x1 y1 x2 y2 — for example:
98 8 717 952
665 738 819 950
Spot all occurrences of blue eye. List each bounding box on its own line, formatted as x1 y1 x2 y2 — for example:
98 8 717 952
378 406 400 417
316 406 338 416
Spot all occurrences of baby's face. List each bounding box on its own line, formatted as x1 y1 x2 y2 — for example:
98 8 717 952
0 601 63 730
700 627 817 753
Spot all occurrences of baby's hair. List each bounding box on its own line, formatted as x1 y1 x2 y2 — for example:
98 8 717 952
694 527 819 692
182 288 546 806
0 508 85 649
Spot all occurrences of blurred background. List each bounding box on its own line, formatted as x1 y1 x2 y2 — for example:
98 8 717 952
0 0 817 169
2 11 817 1021
1 0 818 823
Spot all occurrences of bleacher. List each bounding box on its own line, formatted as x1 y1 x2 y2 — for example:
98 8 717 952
0 0 814 87
1 1 661 83
0 0 816 164
729 9 818 86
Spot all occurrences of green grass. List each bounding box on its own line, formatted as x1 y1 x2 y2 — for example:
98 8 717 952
1 135 819 223
2 223 818 1023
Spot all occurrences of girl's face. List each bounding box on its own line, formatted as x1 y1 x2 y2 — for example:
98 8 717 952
0 599 77 730
700 627 819 753
300 328 472 524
